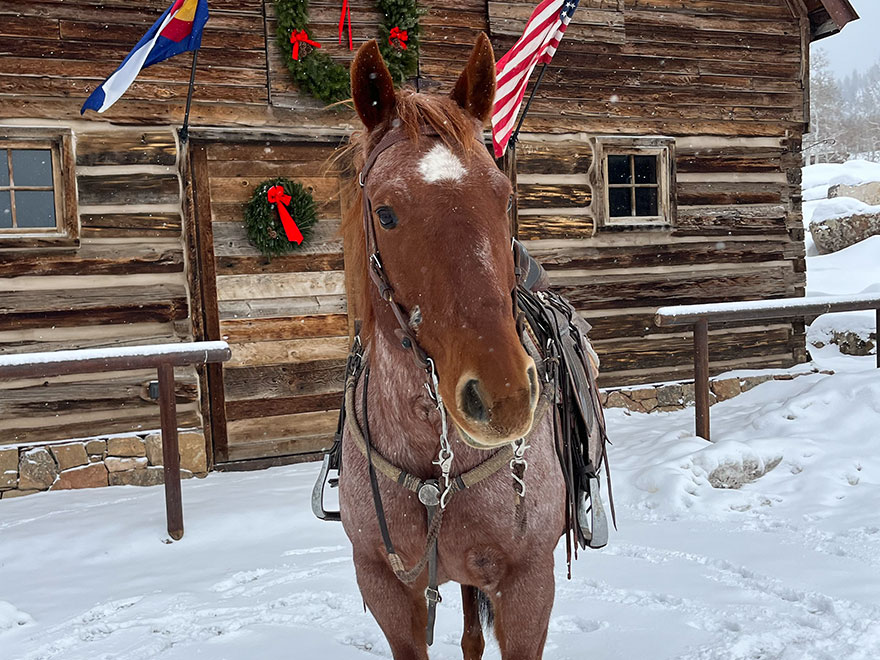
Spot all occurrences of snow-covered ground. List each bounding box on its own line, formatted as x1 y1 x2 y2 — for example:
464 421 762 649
1 345 878 660
1 162 878 660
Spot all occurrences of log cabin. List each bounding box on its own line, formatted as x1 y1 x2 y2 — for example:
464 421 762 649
0 0 859 490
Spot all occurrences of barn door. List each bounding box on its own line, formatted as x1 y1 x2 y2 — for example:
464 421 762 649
188 139 350 466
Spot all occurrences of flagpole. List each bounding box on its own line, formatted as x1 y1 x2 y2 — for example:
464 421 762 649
506 62 549 152
179 49 199 144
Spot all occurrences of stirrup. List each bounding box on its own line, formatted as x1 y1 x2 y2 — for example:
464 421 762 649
311 454 341 522
577 476 609 549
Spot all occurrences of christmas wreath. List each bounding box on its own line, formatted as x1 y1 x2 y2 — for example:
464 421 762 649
244 177 318 258
273 0 420 105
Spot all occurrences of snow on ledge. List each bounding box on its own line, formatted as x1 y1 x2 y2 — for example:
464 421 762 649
657 293 880 320
0 341 230 368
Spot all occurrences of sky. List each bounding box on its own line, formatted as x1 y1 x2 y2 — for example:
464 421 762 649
813 0 880 81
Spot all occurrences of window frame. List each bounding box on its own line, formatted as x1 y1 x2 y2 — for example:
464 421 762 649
591 136 676 230
0 129 78 249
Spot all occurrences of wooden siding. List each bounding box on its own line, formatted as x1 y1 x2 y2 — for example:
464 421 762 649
195 140 348 463
0 129 198 447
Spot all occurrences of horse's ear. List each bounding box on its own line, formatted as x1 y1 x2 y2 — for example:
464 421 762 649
351 40 397 131
450 32 496 124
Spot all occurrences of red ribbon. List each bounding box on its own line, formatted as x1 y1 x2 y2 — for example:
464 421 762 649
266 185 304 244
290 30 321 61
389 26 408 50
338 0 353 50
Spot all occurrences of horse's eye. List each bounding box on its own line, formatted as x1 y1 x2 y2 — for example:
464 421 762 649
507 195 514 213
376 206 398 229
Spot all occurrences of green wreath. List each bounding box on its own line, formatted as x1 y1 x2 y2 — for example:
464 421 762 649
244 177 318 258
273 0 420 105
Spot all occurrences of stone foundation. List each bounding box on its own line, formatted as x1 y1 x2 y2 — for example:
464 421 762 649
600 368 832 414
0 430 208 500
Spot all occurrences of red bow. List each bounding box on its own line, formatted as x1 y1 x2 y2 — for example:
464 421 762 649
290 30 321 61
266 185 304 244
389 27 408 50
338 0 353 50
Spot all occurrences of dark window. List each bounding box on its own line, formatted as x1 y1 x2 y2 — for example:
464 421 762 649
606 154 660 219
0 148 57 231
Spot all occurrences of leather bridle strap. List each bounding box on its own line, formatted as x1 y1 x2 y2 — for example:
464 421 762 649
359 127 433 369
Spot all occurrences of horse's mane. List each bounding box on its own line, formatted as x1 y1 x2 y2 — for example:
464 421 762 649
338 89 483 342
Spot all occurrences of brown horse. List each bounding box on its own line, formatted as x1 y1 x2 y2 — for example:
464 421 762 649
338 34 565 660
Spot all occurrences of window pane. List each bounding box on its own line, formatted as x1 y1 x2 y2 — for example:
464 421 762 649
607 155 631 184
609 187 632 217
0 150 8 186
635 187 659 217
634 155 657 184
12 149 53 187
15 190 56 228
0 190 10 228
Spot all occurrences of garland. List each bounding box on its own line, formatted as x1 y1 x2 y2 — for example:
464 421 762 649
274 0 420 105
244 177 318 258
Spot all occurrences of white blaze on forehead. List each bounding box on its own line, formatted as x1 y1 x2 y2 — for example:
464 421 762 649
418 144 467 183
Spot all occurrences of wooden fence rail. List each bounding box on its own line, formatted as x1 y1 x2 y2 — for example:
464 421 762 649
0 341 232 540
655 294 880 441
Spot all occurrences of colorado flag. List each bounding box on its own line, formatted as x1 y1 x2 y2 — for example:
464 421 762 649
82 0 209 114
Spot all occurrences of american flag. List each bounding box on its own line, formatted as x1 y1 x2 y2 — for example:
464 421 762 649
491 0 580 157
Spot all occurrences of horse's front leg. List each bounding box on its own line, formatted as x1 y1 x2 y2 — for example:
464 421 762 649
492 557 555 660
353 551 429 660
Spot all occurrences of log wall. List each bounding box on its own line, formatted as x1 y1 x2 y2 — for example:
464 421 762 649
0 128 199 447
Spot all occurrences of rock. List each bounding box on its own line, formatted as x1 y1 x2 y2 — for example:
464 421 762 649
630 388 659 401
144 433 164 466
708 456 782 489
50 443 89 471
640 397 659 412
18 448 57 491
656 384 683 408
0 447 18 489
605 391 645 413
110 467 165 487
85 439 106 457
740 375 773 392
1 489 40 499
105 456 149 472
52 464 109 490
829 181 880 205
178 432 207 473
810 209 880 254
598 391 609 407
832 330 876 357
711 378 742 402
107 436 146 457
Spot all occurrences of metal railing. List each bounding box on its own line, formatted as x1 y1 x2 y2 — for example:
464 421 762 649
655 294 880 441
0 341 231 540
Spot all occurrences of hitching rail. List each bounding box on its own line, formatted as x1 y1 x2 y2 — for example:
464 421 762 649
655 294 880 442
0 341 231 540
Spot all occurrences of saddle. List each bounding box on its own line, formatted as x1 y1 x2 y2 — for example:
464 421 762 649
312 241 613 557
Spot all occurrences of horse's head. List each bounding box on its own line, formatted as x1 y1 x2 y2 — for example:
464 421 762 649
349 34 538 449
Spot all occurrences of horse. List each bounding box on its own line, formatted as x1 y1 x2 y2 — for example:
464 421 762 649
337 33 568 660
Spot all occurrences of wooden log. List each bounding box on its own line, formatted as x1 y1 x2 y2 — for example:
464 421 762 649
517 183 591 210
226 409 339 446
219 295 347 320
75 130 176 167
77 173 180 206
223 358 347 401
0 249 184 277
214 253 345 275
220 314 349 343
215 271 347 301
80 212 182 238
224 391 343 422
518 215 595 241
225 433 333 461
226 336 350 368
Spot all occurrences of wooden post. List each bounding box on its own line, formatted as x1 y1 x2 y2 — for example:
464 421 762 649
693 318 710 441
876 308 879 369
158 362 184 540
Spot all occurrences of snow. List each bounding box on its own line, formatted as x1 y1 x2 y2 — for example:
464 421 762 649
656 291 880 321
802 159 880 201
809 196 880 224
2 344 879 659
0 341 230 368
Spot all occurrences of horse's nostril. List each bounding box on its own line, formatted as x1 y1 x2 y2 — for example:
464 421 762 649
527 365 538 405
461 379 488 423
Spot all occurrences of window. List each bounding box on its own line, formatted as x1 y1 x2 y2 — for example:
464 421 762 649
591 137 676 230
0 130 77 248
